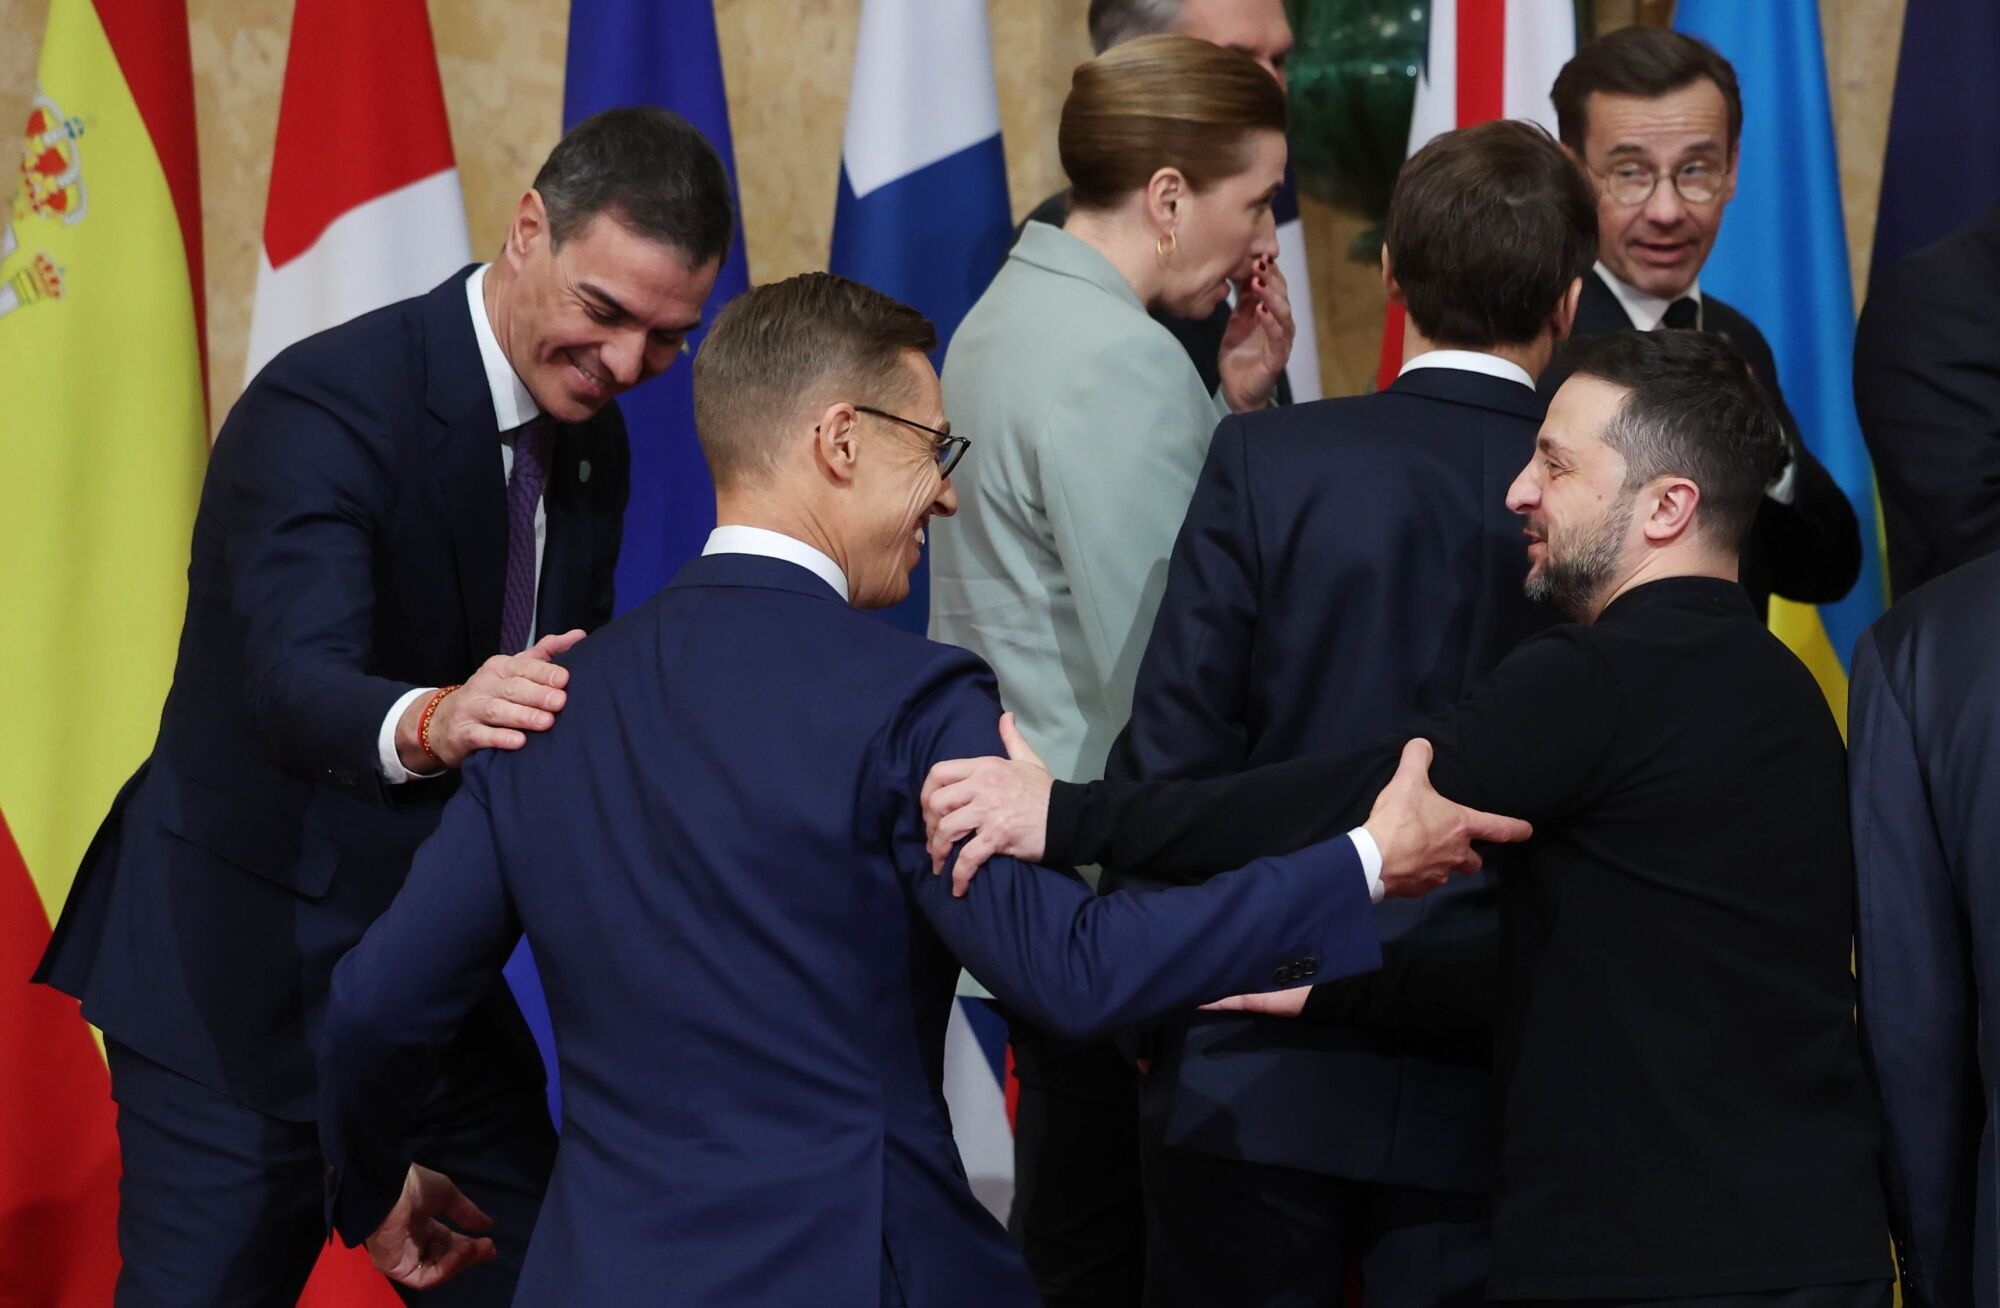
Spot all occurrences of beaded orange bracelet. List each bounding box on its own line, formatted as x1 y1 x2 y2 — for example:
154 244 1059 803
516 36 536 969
417 684 462 767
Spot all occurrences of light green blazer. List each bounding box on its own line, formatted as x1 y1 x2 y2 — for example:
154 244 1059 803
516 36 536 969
930 220 1229 792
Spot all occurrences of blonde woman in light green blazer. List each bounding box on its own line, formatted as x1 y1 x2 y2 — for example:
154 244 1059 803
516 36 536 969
932 34 1294 795
926 36 1297 1298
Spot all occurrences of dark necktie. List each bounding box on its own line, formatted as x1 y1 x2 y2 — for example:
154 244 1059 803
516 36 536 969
1661 297 1700 331
500 417 553 655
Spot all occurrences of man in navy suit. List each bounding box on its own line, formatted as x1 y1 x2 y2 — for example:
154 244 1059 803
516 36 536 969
1850 549 2000 1306
315 272 1532 1305
33 107 734 1306
1095 120 1596 1307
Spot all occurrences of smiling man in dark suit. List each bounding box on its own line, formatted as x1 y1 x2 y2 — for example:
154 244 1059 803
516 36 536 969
1102 119 1597 1308
33 106 732 1306
1546 26 1861 619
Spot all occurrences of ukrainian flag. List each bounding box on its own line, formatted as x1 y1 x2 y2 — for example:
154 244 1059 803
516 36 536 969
1672 0 1888 731
0 0 207 1297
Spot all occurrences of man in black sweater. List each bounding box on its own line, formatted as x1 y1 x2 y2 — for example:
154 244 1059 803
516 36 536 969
923 330 1892 1306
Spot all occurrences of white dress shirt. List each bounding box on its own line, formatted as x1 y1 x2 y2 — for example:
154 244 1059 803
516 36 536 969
1398 349 1536 391
700 524 850 601
1594 260 1703 331
376 264 551 783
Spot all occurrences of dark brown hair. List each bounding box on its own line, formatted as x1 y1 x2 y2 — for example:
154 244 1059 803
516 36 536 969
534 106 735 267
1551 27 1743 154
1059 34 1287 210
1560 329 1783 549
692 273 937 488
1383 120 1598 348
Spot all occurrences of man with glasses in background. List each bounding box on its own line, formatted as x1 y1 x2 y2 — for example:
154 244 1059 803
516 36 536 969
1547 26 1860 619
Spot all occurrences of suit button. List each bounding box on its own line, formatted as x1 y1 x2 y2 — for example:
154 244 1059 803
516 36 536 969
1298 957 1321 979
1272 964 1294 984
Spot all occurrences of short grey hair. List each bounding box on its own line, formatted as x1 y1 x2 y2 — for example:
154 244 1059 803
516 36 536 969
1088 0 1185 53
533 106 735 267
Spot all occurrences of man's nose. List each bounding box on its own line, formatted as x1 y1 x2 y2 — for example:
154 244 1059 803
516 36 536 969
604 331 646 386
1506 469 1539 514
932 477 960 519
1641 176 1688 228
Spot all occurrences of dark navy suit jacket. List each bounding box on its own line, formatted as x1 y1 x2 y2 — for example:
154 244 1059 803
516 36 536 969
1106 366 1552 1193
1850 549 2000 1306
35 268 629 1120
319 553 1382 1307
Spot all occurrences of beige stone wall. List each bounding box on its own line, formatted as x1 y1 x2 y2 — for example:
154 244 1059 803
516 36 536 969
0 0 1906 430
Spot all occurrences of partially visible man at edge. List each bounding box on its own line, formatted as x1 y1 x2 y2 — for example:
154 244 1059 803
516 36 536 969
1546 26 1861 620
926 330 1893 1308
312 271 1531 1306
34 107 730 1305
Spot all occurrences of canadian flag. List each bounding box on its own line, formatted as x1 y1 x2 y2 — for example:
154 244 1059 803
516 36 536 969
243 0 471 385
1375 0 1577 389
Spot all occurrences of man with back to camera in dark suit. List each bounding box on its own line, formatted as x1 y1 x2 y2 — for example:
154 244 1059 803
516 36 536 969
1545 26 1861 619
1100 118 1598 1308
310 271 1534 1306
31 106 733 1305
1849 547 2000 1306
1002 6 1300 1299
925 330 1893 1307
1853 201 2000 596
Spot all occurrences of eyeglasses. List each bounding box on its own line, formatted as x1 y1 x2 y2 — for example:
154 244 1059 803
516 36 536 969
1591 159 1726 207
855 405 970 478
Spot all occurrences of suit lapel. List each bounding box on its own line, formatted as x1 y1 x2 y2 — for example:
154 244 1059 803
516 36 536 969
421 268 507 659
1575 270 1639 335
535 427 595 634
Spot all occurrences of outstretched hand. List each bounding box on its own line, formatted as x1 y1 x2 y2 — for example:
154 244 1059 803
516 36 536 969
1365 739 1533 899
364 1163 497 1290
921 712 1053 896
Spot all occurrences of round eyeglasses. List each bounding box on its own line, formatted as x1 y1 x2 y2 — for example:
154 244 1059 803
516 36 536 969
1592 160 1726 207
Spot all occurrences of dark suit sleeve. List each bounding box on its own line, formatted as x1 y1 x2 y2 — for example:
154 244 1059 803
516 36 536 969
1849 625 1979 1306
1048 629 1617 882
1854 259 2000 592
879 656 1382 1042
1731 319 1864 604
317 752 522 1244
1107 415 1261 782
217 378 423 783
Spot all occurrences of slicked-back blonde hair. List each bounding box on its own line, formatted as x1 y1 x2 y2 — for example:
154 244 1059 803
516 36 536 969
1059 34 1288 211
691 273 937 489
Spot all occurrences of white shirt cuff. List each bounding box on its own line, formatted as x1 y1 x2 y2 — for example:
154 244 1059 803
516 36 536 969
377 685 445 784
1765 453 1798 505
1348 826 1385 904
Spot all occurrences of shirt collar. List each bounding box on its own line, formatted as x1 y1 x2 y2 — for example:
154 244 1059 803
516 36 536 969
1594 261 1702 332
701 525 850 602
466 263 540 431
1398 349 1535 391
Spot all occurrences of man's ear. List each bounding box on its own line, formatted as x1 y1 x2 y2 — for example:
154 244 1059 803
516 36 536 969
1380 245 1407 308
1550 276 1584 342
1641 476 1702 545
814 402 862 486
503 190 549 270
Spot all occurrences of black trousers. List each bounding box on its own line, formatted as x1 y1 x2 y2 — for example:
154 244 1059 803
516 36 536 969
1003 1011 1145 1308
1139 1118 1490 1308
106 1038 555 1307
1507 1284 1895 1308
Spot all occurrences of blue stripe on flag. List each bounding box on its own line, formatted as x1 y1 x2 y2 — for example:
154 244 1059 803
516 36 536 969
1674 0 1887 665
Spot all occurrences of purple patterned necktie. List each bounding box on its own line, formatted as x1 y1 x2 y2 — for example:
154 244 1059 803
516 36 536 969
499 417 553 655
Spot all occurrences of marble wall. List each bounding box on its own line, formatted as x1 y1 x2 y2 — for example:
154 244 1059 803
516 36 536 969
0 0 1905 428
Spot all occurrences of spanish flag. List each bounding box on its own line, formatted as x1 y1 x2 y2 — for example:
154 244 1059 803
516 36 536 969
0 0 206 1298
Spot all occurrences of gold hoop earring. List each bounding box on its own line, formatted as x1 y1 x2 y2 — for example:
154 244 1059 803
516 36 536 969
1156 230 1178 260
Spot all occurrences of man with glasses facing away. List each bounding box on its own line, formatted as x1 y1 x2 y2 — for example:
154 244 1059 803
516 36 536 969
1547 27 1860 620
313 272 1528 1306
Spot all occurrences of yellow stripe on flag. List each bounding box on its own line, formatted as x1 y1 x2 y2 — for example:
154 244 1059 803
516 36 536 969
0 0 206 925
1768 599 1851 738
